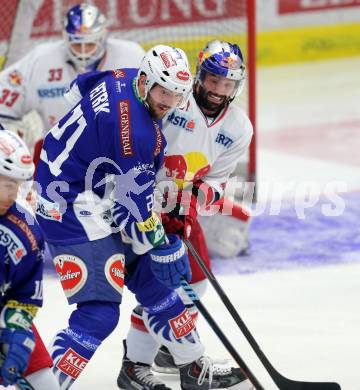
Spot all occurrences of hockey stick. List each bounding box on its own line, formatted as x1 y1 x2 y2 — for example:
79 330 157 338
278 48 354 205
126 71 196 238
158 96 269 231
184 238 341 390
180 278 264 390
0 351 35 390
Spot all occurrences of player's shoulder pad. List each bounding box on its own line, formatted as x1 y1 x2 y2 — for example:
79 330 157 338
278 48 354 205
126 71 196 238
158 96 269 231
29 40 66 60
73 70 111 97
223 104 253 141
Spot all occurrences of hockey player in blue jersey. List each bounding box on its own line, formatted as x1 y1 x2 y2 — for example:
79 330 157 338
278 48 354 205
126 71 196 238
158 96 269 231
0 129 59 389
34 45 207 388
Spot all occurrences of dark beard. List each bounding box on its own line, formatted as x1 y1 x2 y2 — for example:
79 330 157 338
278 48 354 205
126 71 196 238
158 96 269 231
145 96 162 120
194 84 227 117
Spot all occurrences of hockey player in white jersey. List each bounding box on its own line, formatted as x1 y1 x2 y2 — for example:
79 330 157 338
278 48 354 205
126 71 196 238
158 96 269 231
0 3 145 161
117 40 254 389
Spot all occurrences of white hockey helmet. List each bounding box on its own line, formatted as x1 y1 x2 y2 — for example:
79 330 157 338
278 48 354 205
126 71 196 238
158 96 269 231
136 45 193 108
64 3 107 72
0 129 34 181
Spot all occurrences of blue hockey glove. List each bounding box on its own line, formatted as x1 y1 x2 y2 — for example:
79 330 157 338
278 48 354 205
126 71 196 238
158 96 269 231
150 234 191 289
0 328 35 386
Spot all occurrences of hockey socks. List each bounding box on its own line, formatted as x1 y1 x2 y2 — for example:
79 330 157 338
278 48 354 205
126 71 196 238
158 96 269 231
50 328 101 389
49 301 120 389
143 295 204 365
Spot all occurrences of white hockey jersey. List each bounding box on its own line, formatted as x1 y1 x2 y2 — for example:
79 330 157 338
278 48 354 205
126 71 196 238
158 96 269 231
158 94 253 195
0 38 145 135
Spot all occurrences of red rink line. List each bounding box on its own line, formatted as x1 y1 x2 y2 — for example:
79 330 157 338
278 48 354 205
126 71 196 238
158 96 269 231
259 120 360 166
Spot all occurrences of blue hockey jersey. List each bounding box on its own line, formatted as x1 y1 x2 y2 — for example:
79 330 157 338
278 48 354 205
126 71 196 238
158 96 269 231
35 69 166 250
0 202 44 308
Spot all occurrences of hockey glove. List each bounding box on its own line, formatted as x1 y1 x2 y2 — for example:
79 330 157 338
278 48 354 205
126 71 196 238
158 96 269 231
162 180 220 239
150 234 191 289
0 328 35 386
161 194 196 239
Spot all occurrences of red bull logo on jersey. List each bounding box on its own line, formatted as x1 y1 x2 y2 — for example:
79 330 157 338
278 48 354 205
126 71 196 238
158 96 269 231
54 254 88 298
167 112 195 132
56 348 88 379
0 225 27 265
8 70 23 86
169 309 195 339
104 253 125 295
164 152 211 188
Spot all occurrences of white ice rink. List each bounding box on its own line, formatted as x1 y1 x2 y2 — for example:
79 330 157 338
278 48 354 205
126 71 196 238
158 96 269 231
34 57 360 390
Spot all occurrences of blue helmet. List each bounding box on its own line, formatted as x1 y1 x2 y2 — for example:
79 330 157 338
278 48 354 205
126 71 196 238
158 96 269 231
64 3 107 72
196 40 246 99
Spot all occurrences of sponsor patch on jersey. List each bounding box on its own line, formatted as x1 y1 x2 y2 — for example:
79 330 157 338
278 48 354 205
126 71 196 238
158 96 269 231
160 51 177 68
153 121 162 156
169 309 195 339
56 348 88 379
115 81 126 93
0 224 27 265
8 70 23 86
104 253 125 294
167 112 195 132
36 195 62 222
119 100 133 156
79 210 92 217
133 162 155 174
6 213 39 251
176 70 190 81
215 130 234 149
136 213 161 232
53 254 88 298
113 69 126 78
37 86 67 98
1 301 36 330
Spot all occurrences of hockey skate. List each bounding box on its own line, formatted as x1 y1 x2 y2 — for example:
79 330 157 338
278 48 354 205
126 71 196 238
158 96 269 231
153 345 178 374
153 346 232 376
117 340 172 390
179 356 253 390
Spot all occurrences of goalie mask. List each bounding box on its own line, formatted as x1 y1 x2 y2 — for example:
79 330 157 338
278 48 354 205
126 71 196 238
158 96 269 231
195 40 246 114
64 3 107 72
136 45 193 114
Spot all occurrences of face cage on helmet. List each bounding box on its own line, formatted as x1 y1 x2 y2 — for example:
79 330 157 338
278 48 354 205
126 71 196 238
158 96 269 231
196 67 245 101
65 30 107 71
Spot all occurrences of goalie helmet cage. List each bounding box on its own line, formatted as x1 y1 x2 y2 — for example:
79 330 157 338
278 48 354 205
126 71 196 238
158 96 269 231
0 0 256 190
